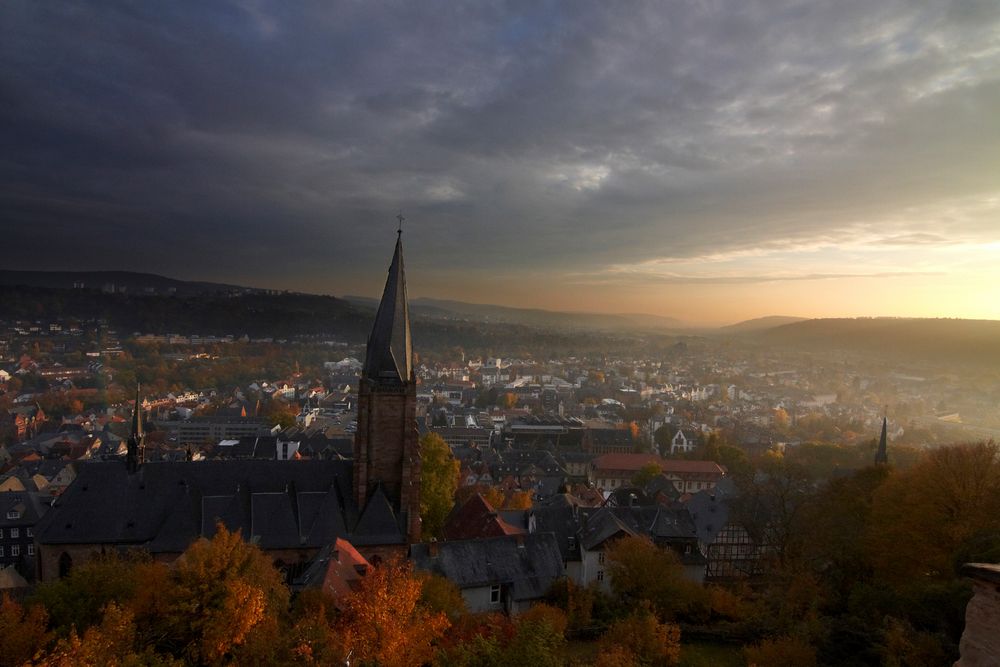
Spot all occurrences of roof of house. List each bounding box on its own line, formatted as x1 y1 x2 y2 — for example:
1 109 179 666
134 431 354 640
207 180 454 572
443 494 523 541
293 537 369 606
411 532 563 602
593 454 726 477
34 460 405 552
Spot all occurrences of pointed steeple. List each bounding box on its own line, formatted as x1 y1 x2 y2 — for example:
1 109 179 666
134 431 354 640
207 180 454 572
362 230 413 384
874 415 888 465
126 383 145 473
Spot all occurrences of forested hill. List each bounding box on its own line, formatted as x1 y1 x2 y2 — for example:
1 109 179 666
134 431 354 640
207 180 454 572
0 285 371 340
0 285 648 356
755 318 1000 367
0 270 255 296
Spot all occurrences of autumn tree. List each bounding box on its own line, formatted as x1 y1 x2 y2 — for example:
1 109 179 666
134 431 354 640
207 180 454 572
38 602 177 667
420 432 460 539
866 442 1000 584
264 398 299 429
605 535 705 621
499 604 567 667
0 594 50 667
32 552 148 636
744 635 817 667
419 572 468 622
144 524 289 665
339 557 449 667
597 611 681 666
502 489 534 510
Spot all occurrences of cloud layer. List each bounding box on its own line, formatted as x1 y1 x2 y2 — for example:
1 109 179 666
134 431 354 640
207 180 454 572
2 0 998 321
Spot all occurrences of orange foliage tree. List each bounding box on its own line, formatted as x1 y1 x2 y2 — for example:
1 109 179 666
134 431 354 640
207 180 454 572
338 558 449 667
597 611 681 666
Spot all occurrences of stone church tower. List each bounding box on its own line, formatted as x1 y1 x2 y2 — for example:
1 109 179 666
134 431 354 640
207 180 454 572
353 229 422 543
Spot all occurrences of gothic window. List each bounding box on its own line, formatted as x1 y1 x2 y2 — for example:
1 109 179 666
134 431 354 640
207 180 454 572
59 552 72 578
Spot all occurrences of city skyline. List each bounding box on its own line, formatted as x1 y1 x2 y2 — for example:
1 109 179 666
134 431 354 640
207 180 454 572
2 1 999 325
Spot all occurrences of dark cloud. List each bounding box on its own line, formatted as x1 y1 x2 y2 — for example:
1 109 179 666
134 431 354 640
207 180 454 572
1 0 997 296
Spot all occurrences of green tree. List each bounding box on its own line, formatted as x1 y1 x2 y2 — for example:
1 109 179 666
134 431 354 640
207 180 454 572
605 535 706 621
420 432 460 539
631 462 662 488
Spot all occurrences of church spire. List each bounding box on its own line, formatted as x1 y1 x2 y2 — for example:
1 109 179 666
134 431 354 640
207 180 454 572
126 383 145 473
362 228 413 384
874 413 888 465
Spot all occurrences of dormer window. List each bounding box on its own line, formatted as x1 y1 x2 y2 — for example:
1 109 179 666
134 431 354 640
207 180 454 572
6 511 19 520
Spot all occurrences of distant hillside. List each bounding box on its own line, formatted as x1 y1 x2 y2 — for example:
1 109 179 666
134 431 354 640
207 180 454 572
0 285 370 339
346 296 687 332
757 318 1000 367
0 270 258 296
719 315 808 333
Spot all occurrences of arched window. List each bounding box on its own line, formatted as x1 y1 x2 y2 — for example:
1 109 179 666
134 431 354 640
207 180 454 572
58 552 73 579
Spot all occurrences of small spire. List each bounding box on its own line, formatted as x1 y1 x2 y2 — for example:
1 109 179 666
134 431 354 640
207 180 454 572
874 413 888 465
126 383 145 473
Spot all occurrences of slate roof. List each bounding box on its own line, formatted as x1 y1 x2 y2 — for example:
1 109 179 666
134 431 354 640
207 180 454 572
0 491 49 527
34 460 404 552
411 532 564 602
685 489 733 547
351 484 404 545
580 508 636 550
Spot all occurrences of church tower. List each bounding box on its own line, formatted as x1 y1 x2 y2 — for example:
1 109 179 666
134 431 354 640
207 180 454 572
353 228 421 543
126 384 145 473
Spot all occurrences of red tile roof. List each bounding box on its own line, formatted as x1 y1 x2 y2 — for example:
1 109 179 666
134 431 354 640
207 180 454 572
443 493 524 541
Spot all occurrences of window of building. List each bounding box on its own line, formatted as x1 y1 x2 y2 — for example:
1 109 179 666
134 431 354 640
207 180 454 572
10 528 18 539
27 544 34 556
598 551 605 565
0 528 3 539
26 528 32 538
6 511 19 520
10 545 18 557
597 570 604 582
0 546 4 557
567 537 576 550
490 585 501 604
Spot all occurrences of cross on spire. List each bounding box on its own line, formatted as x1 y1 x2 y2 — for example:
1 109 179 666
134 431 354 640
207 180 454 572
396 212 405 235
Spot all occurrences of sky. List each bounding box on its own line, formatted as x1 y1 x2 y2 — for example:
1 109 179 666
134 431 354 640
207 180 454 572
1 1 999 326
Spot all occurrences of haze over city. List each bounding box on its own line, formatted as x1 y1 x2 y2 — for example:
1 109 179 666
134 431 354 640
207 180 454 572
2 1 999 325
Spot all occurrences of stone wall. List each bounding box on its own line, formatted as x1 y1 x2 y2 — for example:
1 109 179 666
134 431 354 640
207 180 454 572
954 563 1000 667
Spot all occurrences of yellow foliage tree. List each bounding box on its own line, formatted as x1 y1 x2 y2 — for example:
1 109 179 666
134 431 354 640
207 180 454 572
339 558 449 667
149 524 289 665
0 594 50 667
419 432 460 539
